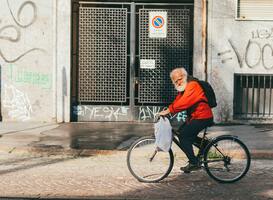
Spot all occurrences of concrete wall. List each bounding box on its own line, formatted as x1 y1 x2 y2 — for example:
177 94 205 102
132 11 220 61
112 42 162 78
207 0 273 122
0 0 71 122
193 0 206 80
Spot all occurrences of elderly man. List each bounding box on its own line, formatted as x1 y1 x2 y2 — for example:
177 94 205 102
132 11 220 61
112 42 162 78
159 67 213 173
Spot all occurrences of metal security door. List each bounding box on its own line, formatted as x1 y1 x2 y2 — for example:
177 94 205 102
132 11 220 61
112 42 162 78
73 2 131 121
78 6 128 103
72 2 193 122
137 5 193 104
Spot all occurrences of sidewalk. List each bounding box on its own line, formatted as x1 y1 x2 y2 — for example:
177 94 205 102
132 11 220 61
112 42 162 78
0 121 272 158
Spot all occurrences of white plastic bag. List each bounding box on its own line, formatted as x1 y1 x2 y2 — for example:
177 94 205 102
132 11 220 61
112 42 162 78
154 117 173 152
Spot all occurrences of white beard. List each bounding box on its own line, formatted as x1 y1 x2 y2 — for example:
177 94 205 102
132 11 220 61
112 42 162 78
175 82 187 92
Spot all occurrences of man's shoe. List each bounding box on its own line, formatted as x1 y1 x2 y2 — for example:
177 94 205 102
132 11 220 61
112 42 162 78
180 163 201 173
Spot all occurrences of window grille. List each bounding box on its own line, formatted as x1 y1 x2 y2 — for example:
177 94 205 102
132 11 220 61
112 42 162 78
234 74 273 119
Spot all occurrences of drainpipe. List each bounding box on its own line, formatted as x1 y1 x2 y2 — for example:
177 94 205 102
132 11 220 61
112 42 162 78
202 0 208 81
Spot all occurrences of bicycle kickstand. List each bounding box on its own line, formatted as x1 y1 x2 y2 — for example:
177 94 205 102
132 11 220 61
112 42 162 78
150 150 158 162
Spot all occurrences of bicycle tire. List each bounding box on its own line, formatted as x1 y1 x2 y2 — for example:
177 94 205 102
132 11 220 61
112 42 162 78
203 135 251 183
127 136 174 183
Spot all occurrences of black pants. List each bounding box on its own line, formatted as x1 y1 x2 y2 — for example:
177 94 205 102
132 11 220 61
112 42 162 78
178 118 213 165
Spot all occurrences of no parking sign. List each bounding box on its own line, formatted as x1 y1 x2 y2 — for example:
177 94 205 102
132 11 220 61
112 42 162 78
149 11 167 38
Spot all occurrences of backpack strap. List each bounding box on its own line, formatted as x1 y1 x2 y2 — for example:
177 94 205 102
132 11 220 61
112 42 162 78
186 76 209 120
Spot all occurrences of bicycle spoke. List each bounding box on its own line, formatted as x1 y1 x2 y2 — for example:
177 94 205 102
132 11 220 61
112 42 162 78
204 136 251 183
127 136 174 183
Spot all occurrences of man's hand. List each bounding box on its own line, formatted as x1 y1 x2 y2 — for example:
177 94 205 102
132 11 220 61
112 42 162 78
158 108 170 116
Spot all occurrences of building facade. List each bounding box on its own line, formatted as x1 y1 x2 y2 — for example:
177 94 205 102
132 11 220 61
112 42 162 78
0 0 272 123
207 0 273 122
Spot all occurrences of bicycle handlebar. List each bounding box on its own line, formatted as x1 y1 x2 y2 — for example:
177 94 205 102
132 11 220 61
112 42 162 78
154 114 172 122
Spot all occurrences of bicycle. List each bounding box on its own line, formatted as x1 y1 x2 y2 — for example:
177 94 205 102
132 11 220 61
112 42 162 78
127 118 251 183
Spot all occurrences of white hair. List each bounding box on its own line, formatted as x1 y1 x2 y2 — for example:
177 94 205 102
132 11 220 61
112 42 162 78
170 67 188 80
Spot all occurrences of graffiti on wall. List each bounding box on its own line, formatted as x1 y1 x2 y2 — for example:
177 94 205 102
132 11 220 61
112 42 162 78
0 0 51 121
174 111 188 122
138 106 187 122
5 64 52 89
73 106 129 121
72 105 188 122
0 0 45 63
218 27 273 70
138 106 161 121
3 84 33 121
252 28 273 39
229 39 273 70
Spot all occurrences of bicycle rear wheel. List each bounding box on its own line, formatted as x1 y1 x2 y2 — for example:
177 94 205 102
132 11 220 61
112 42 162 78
203 135 251 183
127 136 174 183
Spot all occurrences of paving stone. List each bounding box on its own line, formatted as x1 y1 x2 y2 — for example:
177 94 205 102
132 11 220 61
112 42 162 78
0 151 272 199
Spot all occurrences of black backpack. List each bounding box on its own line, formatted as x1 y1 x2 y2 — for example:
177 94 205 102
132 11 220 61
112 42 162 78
188 76 217 108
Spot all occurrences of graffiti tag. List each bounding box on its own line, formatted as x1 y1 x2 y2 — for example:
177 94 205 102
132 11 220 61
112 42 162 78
3 84 32 121
73 106 129 121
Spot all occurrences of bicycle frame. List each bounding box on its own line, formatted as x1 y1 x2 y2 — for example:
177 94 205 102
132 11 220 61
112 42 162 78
155 116 247 169
171 127 232 166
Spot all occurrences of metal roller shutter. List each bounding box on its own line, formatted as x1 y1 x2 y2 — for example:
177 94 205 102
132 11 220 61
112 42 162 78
237 0 273 20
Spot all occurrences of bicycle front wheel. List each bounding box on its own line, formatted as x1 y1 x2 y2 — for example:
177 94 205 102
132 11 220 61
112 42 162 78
127 136 174 183
203 135 251 183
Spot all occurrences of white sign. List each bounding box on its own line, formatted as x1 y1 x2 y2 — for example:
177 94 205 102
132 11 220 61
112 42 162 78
149 11 167 38
140 59 156 69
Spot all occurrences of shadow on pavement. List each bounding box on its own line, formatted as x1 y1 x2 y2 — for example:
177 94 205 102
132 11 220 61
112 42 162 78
0 156 75 176
88 168 273 200
1 168 272 200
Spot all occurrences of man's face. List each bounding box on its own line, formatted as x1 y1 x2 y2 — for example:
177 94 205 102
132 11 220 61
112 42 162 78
172 72 187 92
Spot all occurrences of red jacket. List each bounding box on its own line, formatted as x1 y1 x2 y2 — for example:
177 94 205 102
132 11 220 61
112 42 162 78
168 81 213 120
